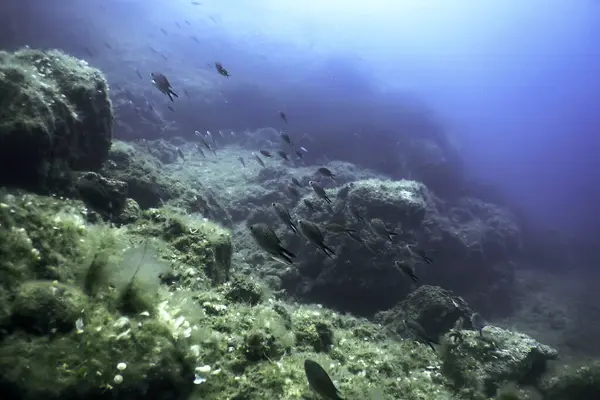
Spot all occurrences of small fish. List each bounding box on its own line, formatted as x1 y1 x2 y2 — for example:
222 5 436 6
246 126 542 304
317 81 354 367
291 177 302 187
470 312 488 336
217 130 226 141
206 130 216 146
309 181 331 204
194 130 202 137
103 42 113 50
272 202 299 234
259 149 272 158
403 319 438 351
304 359 344 400
287 185 301 198
394 261 418 282
167 105 175 112
238 156 245 168
161 28 168 35
280 131 293 146
252 153 265 168
368 218 398 242
249 223 296 265
413 248 433 264
277 150 289 161
325 223 356 235
349 204 365 223
346 231 381 255
150 72 179 101
177 147 185 161
135 68 143 80
184 89 191 98
279 111 288 124
298 219 335 258
303 199 317 212
300 146 308 153
215 62 230 78
196 145 206 158
317 167 336 182
201 138 217 156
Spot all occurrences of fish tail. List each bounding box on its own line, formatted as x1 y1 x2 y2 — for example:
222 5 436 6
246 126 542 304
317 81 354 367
321 244 336 258
279 246 296 259
290 222 299 234
424 256 433 264
411 273 419 282
167 92 174 102
324 196 332 204
170 90 179 98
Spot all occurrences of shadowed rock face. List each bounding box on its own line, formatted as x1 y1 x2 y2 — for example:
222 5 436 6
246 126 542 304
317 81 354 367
0 48 113 192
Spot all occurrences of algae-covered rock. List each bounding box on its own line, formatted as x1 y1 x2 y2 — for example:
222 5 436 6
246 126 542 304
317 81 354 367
441 326 558 397
139 208 232 286
224 275 264 305
12 280 87 334
538 360 600 400
375 285 473 338
75 171 128 217
0 48 113 192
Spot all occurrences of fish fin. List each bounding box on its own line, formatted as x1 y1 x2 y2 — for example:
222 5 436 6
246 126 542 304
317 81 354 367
270 254 293 265
424 256 433 264
428 341 437 352
290 222 299 234
324 197 332 204
410 274 419 282
322 245 336 258
170 90 179 98
279 246 296 259
167 92 174 102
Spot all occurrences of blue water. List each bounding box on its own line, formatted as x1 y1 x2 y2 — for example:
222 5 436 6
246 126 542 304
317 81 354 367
2 0 598 241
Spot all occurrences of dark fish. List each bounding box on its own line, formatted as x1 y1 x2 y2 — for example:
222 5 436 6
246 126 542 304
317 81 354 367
103 42 113 50
394 261 418 282
83 46 94 57
280 132 293 147
238 156 245 168
298 219 335 258
191 35 200 44
304 359 344 400
277 150 289 161
291 177 302 187
215 62 230 78
201 138 217 156
272 202 299 234
287 185 301 198
470 312 488 336
249 223 296 265
279 111 288 124
303 199 317 212
177 148 185 161
259 149 273 158
414 248 433 264
346 231 381 255
196 145 206 158
253 153 265 168
150 72 179 102
135 68 143 80
403 319 438 351
184 89 191 98
325 223 356 235
309 181 331 204
317 167 336 182
167 105 175 112
368 218 398 242
349 204 365 223
161 28 168 35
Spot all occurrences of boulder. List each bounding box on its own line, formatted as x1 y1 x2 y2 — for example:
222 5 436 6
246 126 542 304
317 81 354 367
0 48 113 192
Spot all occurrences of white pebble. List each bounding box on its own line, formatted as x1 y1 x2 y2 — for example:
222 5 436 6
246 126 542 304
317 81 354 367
117 362 127 371
114 374 123 384
195 365 211 374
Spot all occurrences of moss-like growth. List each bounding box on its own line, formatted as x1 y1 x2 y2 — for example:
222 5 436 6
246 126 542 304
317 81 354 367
294 312 335 353
224 275 264 305
12 280 87 334
539 361 600 400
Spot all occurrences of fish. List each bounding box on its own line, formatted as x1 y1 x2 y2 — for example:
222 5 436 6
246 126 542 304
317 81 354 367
249 223 296 265
403 319 438 351
259 149 273 158
200 138 217 156
298 219 335 258
277 150 289 161
287 185 301 198
394 261 418 282
196 145 206 158
317 167 336 182
368 218 398 242
238 156 245 168
135 68 143 80
217 130 226 141
413 248 433 264
167 105 175 112
346 231 381 255
279 111 288 124
304 359 344 400
325 223 356 235
177 148 185 161
206 130 216 146
349 204 365 223
150 72 179 102
280 131 293 146
291 177 302 187
470 312 488 336
309 181 332 204
303 199 317 212
295 150 304 159
253 153 265 168
215 62 230 78
300 146 308 153
194 130 202 137
272 202 299 234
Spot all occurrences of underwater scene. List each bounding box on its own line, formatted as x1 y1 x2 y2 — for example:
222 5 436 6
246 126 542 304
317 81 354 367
0 1 599 399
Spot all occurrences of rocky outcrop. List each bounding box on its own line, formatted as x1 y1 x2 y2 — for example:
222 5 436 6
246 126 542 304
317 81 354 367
0 48 113 192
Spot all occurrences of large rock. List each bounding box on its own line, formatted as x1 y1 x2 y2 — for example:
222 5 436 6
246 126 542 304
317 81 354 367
0 48 113 192
539 361 600 400
441 326 558 397
271 178 520 316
